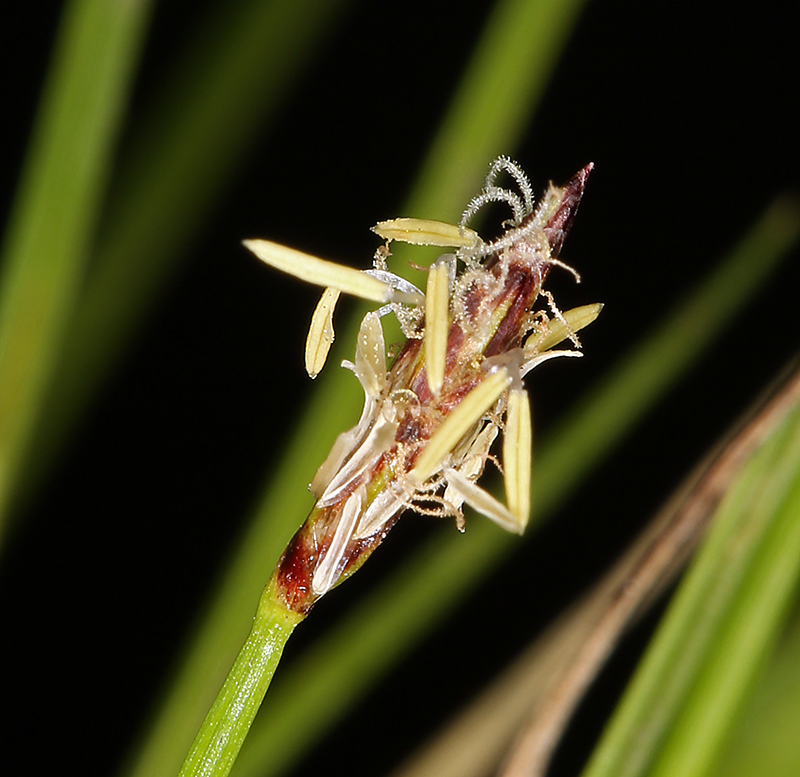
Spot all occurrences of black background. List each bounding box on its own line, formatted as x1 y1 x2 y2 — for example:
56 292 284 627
2 1 799 776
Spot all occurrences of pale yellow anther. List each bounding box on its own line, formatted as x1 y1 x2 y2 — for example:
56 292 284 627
305 287 340 378
527 303 603 353
409 368 511 485
372 218 480 248
243 238 408 303
425 259 451 396
504 387 532 530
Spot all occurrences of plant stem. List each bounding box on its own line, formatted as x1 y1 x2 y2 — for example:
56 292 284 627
179 579 303 777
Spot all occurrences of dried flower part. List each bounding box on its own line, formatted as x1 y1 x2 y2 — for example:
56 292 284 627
245 158 599 615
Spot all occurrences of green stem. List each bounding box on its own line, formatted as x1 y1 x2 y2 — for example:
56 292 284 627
179 580 303 777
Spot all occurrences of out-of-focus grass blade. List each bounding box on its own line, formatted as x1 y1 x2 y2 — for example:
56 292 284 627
649 425 800 777
120 1 590 776
15 0 353 513
403 0 588 221
581 401 800 777
389 0 589 292
231 201 800 777
709 605 800 777
0 0 154 542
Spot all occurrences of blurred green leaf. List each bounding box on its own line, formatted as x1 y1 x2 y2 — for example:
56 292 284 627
709 604 800 777
0 0 155 541
581 384 800 777
403 0 589 223
15 0 353 514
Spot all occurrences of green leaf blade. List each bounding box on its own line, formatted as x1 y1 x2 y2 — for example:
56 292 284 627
15 0 354 519
0 0 155 540
580 395 800 777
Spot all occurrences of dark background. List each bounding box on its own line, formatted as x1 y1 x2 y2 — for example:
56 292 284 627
2 1 799 775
